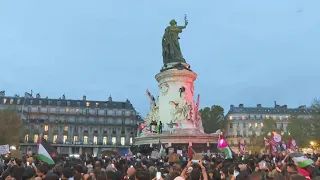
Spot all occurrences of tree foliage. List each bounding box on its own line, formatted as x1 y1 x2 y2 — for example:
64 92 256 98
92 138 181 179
0 109 23 146
199 105 224 134
311 98 320 144
287 116 312 147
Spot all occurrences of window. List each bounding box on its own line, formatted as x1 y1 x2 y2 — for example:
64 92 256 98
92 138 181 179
105 110 108 116
229 116 232 120
122 119 125 125
43 125 48 132
243 131 247 137
73 136 78 143
33 134 39 143
67 101 71 106
103 137 107 145
28 107 31 113
86 102 90 107
17 99 21 104
112 137 116 145
255 123 258 128
95 103 99 108
53 135 57 143
47 107 50 113
38 107 41 113
9 99 14 104
86 109 89 115
122 110 125 116
121 137 125 145
249 123 252 127
266 115 270 119
95 109 99 115
84 127 88 133
56 108 60 114
112 128 116 134
236 131 240 136
30 100 33 104
25 134 29 142
63 126 68 131
261 123 264 127
130 137 133 145
76 109 79 113
243 123 246 128
39 100 42 105
84 136 88 144
63 135 68 143
3 98 7 104
44 135 48 140
57 101 61 106
93 136 98 145
272 116 276 120
66 108 70 113
229 123 233 128
279 116 282 120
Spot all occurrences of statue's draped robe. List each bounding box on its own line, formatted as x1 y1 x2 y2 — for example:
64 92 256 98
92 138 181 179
162 26 186 64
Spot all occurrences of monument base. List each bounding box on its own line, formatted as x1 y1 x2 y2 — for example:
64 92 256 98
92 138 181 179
134 129 219 147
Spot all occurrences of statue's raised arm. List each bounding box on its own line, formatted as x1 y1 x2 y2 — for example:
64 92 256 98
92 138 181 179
162 15 189 65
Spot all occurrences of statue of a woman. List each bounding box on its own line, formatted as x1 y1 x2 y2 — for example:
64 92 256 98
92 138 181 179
162 15 188 64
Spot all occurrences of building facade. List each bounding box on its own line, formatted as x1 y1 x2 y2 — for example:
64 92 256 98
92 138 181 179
225 103 312 152
0 91 141 156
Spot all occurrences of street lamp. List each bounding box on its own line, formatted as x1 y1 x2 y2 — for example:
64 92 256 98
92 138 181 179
10 146 16 150
310 141 314 146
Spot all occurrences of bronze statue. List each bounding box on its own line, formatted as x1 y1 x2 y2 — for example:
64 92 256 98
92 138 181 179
162 15 188 64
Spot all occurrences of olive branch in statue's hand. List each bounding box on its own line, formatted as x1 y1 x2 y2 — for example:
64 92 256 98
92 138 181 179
184 14 188 26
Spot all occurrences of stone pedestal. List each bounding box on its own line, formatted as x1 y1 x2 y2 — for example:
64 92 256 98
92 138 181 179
135 62 219 148
156 65 197 131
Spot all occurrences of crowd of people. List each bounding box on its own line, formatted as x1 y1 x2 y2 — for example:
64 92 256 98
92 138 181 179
0 152 320 180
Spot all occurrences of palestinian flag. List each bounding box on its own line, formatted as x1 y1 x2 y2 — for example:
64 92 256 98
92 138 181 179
37 137 57 164
218 135 232 159
290 152 314 168
188 146 196 158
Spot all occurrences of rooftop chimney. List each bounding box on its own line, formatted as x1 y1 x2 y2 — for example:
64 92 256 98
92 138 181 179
83 95 86 101
257 104 262 108
282 105 287 109
298 105 306 109
239 104 244 108
230 104 234 109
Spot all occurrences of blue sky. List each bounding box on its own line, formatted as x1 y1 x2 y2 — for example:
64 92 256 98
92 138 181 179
1 0 319 115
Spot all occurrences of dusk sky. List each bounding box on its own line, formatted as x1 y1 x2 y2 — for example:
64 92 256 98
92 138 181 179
1 0 319 116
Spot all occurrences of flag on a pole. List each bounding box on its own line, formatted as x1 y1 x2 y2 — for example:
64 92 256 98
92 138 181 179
287 137 297 150
264 137 270 147
159 144 165 157
238 142 246 155
218 135 232 159
187 146 196 158
269 132 282 146
37 137 57 165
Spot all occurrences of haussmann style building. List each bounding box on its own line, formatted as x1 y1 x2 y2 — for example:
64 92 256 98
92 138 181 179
225 103 313 152
0 91 141 156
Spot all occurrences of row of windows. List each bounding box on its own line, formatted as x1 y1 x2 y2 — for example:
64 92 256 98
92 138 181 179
26 117 136 125
229 115 289 121
25 107 134 116
227 129 287 137
24 134 133 145
2 98 125 109
228 122 285 129
26 125 136 134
